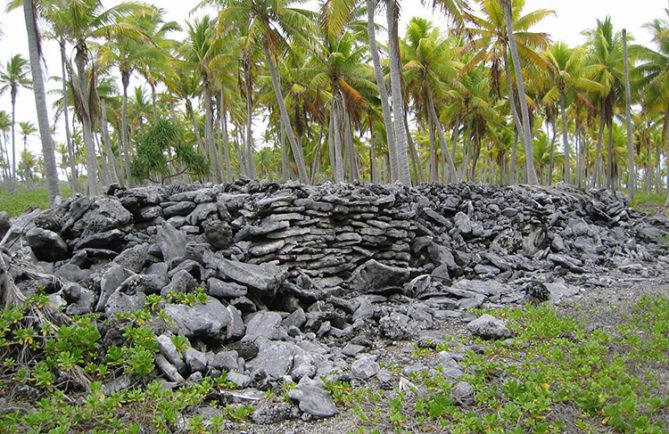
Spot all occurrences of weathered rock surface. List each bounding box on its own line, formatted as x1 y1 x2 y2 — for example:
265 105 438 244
4 180 669 425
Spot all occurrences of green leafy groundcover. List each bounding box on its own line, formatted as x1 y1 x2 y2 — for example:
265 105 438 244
0 186 72 217
348 296 669 434
0 292 667 433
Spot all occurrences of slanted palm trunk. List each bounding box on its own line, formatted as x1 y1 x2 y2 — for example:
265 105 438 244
263 44 308 184
202 83 223 182
121 72 132 187
75 55 99 197
663 108 669 206
623 29 635 197
367 0 398 182
220 87 232 183
60 41 78 193
9 90 17 194
426 86 457 182
24 0 59 203
560 95 570 183
386 0 411 186
592 101 606 188
243 62 256 179
503 0 538 185
100 99 119 185
330 90 346 183
185 99 205 156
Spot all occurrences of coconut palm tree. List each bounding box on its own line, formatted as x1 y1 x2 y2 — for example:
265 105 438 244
544 42 602 184
37 0 151 195
0 111 11 184
181 16 228 183
401 17 459 182
633 14 669 203
310 31 376 182
622 28 636 197
22 0 60 202
215 0 316 184
18 121 37 189
99 6 179 186
584 16 625 189
465 0 553 185
0 54 31 195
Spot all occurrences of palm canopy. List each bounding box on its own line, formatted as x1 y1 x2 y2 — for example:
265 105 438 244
402 17 462 109
18 121 37 137
543 42 602 105
583 16 625 102
212 0 317 55
464 0 554 96
634 17 669 112
0 55 32 98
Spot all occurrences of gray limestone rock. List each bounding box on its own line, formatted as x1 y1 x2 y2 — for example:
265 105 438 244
244 311 284 341
157 334 186 373
155 354 185 383
467 314 514 340
203 251 288 294
96 265 129 312
157 222 187 267
165 297 231 339
209 350 239 371
288 384 338 418
451 381 475 405
348 259 411 294
71 196 132 238
25 228 68 262
351 357 380 380
379 312 417 340
207 277 247 298
184 348 208 373
247 339 296 379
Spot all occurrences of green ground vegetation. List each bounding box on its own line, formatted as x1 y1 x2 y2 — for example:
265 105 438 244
0 186 72 217
0 287 666 432
348 296 669 433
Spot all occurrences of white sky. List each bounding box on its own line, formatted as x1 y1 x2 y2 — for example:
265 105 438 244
0 0 666 158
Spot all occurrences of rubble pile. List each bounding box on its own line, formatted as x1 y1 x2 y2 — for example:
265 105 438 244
2 180 668 422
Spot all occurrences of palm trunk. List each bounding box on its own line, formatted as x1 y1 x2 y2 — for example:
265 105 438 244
428 115 437 182
332 94 345 183
24 0 59 202
100 99 119 185
503 0 537 185
281 122 289 181
121 73 132 187
386 0 411 186
623 29 635 197
220 87 232 183
243 63 256 179
60 41 78 194
367 0 398 182
263 45 308 184
560 95 570 183
663 108 669 206
23 136 32 190
548 120 557 185
344 101 360 182
607 118 614 191
450 125 460 182
186 99 205 156
404 108 424 184
203 83 222 182
310 122 325 183
9 91 17 195
592 102 606 188
426 86 457 182
95 133 110 187
150 82 158 122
